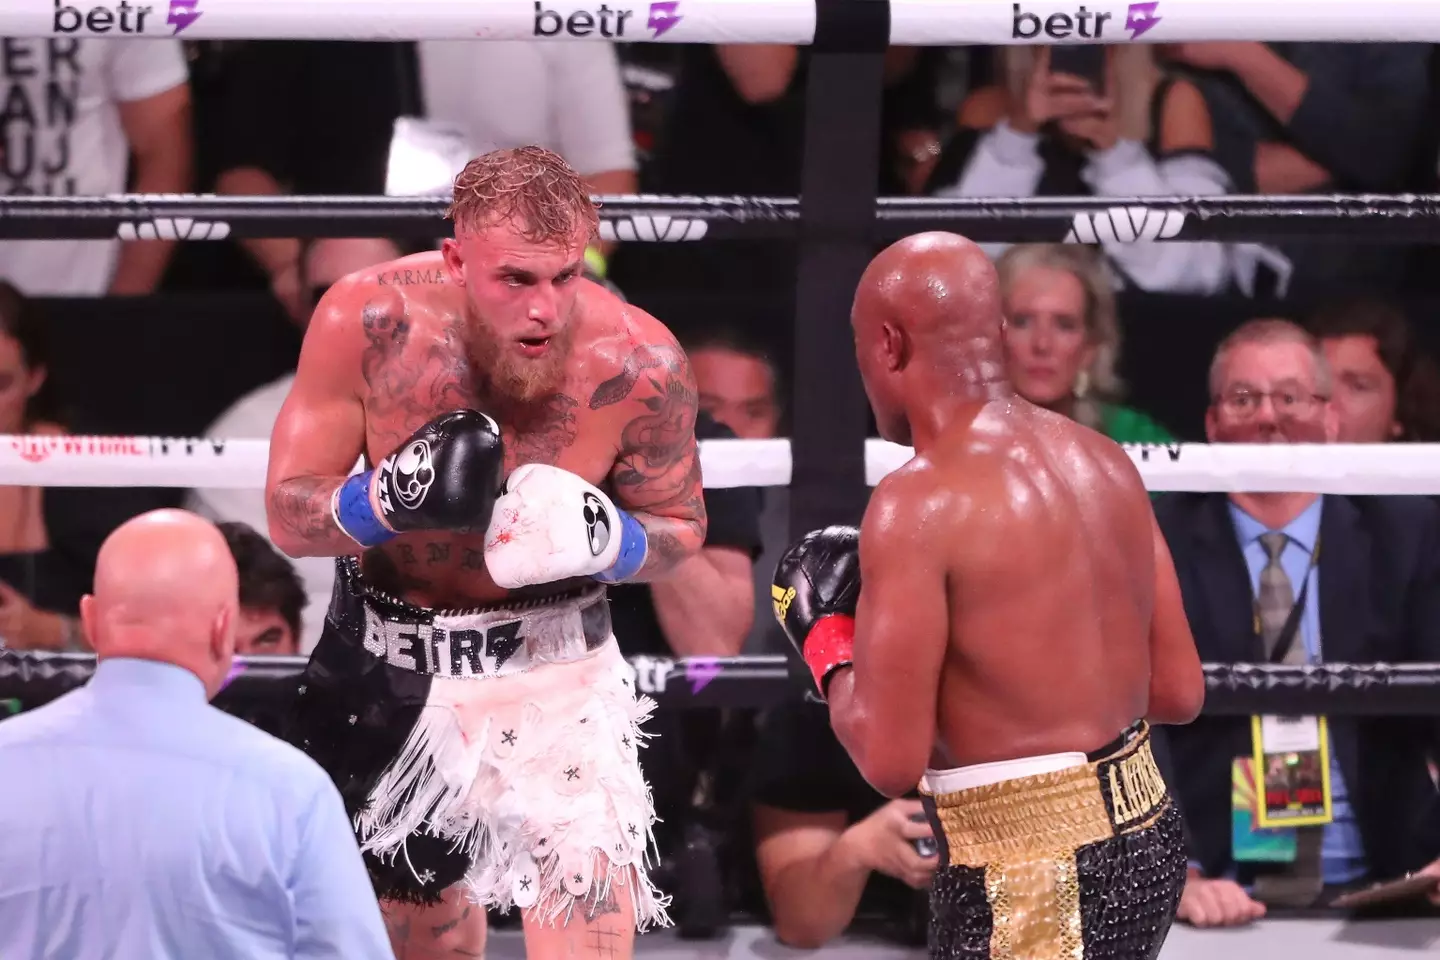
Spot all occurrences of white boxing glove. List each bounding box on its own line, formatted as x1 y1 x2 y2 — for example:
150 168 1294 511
484 463 650 589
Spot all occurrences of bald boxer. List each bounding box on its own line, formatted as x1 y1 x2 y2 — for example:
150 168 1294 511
0 510 391 960
772 233 1205 959
266 145 703 959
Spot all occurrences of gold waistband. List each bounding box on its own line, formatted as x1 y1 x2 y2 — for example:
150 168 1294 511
923 724 1168 867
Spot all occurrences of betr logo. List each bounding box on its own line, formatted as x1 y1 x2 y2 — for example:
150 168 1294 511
533 1 635 37
53 0 154 34
1011 2 1112 39
53 0 199 33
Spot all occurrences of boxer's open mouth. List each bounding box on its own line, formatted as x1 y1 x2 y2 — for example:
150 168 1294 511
518 337 551 358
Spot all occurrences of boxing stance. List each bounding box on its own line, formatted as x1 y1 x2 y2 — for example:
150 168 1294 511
773 233 1205 959
264 146 704 959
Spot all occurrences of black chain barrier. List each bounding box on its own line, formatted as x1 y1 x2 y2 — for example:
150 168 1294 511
5 194 1440 243
2 651 1439 716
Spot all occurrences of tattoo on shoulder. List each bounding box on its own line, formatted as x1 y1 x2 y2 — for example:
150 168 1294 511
589 343 683 411
376 268 448 287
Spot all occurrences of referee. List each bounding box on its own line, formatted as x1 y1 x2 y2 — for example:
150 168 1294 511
0 510 392 960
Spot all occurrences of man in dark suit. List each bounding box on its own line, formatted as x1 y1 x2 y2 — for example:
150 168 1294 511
1155 318 1440 929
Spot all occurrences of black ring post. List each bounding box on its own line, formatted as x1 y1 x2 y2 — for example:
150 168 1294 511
789 0 890 543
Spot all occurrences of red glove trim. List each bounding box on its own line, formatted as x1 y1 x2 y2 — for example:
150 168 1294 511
803 614 855 698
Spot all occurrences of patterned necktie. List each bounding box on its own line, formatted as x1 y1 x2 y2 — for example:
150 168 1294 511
1257 532 1297 662
1251 531 1326 906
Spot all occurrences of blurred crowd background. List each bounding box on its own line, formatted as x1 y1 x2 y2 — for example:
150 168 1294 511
2 34 1440 944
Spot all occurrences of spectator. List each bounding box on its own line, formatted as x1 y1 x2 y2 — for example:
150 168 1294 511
934 47 1233 294
611 45 947 331
413 41 637 198
682 328 788 653
1153 318 1440 926
217 521 306 657
0 36 192 296
1162 43 1431 295
996 244 1174 444
691 330 783 443
187 237 400 653
0 509 392 959
207 42 412 317
749 696 936 948
0 283 86 650
1305 298 1440 443
212 40 633 320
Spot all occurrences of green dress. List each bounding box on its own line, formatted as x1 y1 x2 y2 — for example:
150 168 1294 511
1100 403 1175 445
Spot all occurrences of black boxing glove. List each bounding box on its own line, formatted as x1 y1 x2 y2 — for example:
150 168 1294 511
332 410 504 547
771 526 861 700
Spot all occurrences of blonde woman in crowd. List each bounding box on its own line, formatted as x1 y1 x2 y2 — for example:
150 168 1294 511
996 244 1174 444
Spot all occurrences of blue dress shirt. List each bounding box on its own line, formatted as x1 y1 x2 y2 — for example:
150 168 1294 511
0 658 394 960
1228 497 1368 885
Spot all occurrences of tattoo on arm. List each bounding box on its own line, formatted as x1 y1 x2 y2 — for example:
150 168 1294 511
593 343 707 576
268 476 348 548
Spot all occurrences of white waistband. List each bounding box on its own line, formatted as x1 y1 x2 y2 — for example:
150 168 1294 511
922 752 1088 795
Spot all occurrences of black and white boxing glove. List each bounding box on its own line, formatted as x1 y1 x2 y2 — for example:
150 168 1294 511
771 526 861 700
331 410 505 547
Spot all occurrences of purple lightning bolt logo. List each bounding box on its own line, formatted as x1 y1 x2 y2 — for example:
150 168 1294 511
167 0 202 34
684 657 722 695
1124 1 1160 39
647 1 682 38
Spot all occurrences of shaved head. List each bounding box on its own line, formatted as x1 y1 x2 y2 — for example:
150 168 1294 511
83 510 239 699
852 232 1008 445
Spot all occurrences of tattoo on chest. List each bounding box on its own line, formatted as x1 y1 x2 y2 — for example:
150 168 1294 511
360 298 481 446
508 393 581 466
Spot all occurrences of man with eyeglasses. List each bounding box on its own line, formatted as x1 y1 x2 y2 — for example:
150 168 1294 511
1151 318 1440 928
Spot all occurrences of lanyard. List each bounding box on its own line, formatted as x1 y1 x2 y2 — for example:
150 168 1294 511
1251 536 1321 665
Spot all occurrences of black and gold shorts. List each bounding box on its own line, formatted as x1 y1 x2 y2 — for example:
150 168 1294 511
920 722 1187 960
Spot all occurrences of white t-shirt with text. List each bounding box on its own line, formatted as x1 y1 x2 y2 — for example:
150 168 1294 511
0 38 189 296
417 40 634 179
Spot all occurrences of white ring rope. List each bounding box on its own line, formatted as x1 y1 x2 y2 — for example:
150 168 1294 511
1 436 1438 495
2 0 1434 45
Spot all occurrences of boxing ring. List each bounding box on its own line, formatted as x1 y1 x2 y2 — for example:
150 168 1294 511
3 0 1440 955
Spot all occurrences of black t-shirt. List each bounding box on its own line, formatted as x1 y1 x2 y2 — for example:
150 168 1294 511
750 695 921 930
212 41 414 196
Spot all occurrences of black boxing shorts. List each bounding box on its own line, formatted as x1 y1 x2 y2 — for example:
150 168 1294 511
286 558 670 930
920 722 1186 960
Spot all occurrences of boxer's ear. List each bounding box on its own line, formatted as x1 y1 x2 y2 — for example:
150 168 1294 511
441 238 466 287
881 321 907 372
